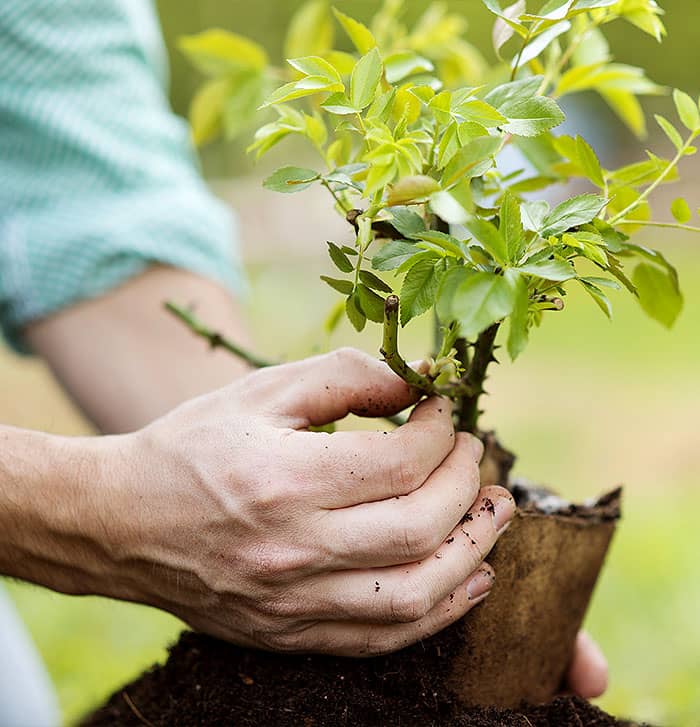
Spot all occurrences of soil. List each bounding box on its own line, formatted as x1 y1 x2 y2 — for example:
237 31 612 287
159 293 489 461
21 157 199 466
86 630 642 727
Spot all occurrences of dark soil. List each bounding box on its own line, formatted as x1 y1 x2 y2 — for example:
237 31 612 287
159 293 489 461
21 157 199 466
86 630 642 727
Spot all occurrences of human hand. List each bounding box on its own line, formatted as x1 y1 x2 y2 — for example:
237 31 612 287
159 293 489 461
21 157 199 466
566 631 608 698
99 348 515 656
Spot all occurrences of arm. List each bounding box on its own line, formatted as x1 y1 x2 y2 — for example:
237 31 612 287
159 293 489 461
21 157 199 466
26 267 252 433
0 351 514 656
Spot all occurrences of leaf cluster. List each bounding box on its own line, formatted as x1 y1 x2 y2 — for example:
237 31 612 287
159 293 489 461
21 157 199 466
181 0 698 413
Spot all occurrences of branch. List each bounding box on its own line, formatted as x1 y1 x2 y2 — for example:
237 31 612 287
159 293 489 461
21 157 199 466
609 130 698 225
165 302 274 369
613 219 700 234
380 296 436 395
457 323 501 433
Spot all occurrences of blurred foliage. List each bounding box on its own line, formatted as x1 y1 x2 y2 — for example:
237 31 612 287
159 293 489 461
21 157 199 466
157 0 700 175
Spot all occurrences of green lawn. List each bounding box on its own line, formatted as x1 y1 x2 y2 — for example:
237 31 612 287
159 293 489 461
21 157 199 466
5 239 700 726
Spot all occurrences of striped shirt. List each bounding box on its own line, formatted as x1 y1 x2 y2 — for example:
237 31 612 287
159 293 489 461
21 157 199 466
0 0 244 353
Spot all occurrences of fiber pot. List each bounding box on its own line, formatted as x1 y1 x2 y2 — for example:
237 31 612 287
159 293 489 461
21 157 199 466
86 488 621 725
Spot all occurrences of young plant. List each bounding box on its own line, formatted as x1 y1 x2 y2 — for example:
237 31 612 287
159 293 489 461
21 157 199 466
178 0 697 437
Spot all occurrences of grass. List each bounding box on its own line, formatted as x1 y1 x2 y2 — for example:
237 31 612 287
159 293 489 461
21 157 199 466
3 236 700 725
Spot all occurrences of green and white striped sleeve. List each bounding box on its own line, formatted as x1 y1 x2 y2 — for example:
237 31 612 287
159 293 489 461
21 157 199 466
0 0 245 353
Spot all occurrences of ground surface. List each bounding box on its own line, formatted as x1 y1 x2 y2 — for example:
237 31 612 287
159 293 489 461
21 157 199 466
2 228 699 726
85 632 643 727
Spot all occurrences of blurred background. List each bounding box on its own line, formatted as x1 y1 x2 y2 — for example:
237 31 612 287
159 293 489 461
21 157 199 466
2 1 699 725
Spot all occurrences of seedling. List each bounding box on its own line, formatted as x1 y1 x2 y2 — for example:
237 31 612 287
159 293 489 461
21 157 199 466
177 0 697 438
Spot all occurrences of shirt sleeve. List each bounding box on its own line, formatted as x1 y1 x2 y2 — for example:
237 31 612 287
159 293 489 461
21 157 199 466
0 1 246 353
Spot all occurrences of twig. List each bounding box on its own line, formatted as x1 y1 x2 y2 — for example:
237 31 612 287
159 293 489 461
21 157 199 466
122 691 157 727
380 296 436 395
165 302 274 369
614 219 700 234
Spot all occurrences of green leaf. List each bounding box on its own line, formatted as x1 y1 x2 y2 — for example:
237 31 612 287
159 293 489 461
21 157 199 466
506 271 530 360
390 208 427 238
441 135 502 188
321 276 354 294
580 280 613 319
288 56 341 82
632 263 683 328
285 0 334 58
332 7 377 54
189 78 229 147
521 200 550 232
326 241 355 273
576 135 605 188
412 231 465 258
492 1 527 58
321 93 360 115
263 166 320 193
372 240 422 271
356 284 386 323
464 218 507 264
400 259 440 326
500 191 524 262
484 76 543 110
452 272 516 338
387 175 440 206
540 193 606 237
436 266 470 324
514 21 571 68
500 96 565 137
673 89 700 132
384 51 434 84
350 48 383 110
517 259 576 281
359 270 393 293
429 190 470 225
345 291 367 331
180 30 268 76
324 298 345 335
655 114 684 152
671 198 692 224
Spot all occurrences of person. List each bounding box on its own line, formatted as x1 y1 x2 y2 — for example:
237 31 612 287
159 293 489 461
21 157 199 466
0 1 608 724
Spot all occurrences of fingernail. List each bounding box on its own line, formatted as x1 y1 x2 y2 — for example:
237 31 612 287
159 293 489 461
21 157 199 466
489 493 516 533
467 567 495 600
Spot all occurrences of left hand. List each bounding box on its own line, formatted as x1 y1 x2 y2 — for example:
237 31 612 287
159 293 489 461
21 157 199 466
566 631 608 698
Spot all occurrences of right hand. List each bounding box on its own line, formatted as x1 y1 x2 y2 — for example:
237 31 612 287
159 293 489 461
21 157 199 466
98 348 516 656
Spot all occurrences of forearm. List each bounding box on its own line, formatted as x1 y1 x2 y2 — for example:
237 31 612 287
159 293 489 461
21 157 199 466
0 425 122 596
25 267 253 433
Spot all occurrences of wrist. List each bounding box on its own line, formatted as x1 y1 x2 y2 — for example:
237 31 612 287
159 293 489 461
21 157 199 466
0 425 133 598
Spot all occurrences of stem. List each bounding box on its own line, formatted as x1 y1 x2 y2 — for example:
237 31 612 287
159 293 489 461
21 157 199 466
613 219 700 234
510 26 533 81
380 296 436 395
609 131 698 225
165 302 274 369
321 178 351 213
457 323 501 433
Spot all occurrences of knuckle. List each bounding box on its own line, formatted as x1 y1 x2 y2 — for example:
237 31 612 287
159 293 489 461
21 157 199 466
246 544 315 584
388 583 432 623
396 520 440 562
333 346 368 369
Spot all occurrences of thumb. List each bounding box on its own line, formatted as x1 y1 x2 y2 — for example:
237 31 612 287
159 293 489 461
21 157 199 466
271 348 429 427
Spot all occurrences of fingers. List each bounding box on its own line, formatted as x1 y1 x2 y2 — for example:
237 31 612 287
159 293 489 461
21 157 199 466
323 435 500 569
287 397 456 508
286 486 513 622
566 631 608 699
250 348 427 427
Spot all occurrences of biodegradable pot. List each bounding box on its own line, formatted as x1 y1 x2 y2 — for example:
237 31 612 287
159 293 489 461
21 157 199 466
86 488 621 726
450 486 621 708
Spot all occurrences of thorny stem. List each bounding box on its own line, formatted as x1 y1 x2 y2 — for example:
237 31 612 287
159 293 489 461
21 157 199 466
609 131 699 225
165 302 274 369
458 323 501 433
